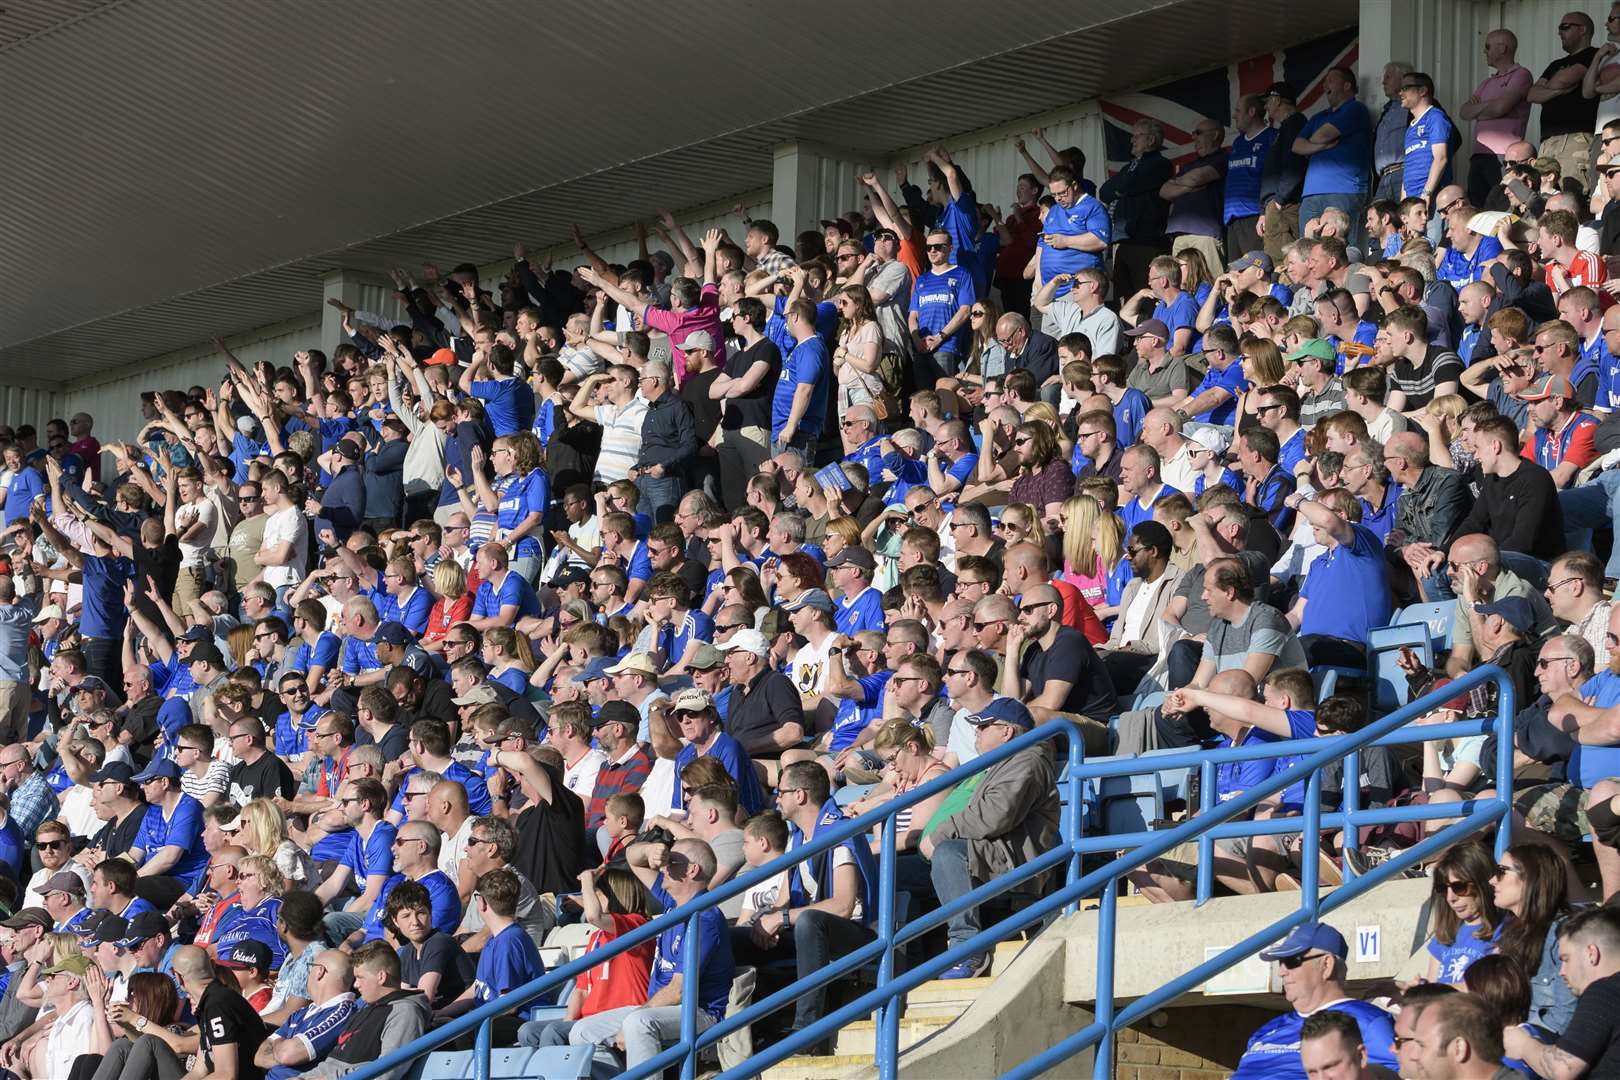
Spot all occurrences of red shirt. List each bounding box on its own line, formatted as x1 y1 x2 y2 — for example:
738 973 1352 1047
577 913 656 1016
1546 252 1613 307
1052 578 1107 645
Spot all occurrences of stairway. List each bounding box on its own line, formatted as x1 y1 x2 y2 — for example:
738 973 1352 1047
761 940 1028 1080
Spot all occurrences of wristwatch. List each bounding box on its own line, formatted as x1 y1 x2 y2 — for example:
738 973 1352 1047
136 1017 148 1032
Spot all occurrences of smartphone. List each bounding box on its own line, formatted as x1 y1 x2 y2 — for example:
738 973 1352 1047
1506 180 1533 207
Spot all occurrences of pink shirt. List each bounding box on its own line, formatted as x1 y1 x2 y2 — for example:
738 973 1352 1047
1469 64 1531 155
641 283 725 387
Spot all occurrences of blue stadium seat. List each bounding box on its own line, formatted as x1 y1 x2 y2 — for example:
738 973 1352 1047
1088 768 1165 835
1131 689 1166 713
1367 622 1433 711
836 782 876 807
1396 601 1456 654
490 1046 595 1079
1138 746 1192 806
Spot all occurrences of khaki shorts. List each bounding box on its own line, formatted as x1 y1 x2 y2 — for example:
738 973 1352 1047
1514 782 1590 844
1152 835 1252 881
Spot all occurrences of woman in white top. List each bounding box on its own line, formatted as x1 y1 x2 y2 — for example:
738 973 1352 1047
237 797 314 887
832 285 885 421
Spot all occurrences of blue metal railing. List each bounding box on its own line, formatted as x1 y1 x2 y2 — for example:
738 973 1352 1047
348 664 1513 1080
342 718 1089 1080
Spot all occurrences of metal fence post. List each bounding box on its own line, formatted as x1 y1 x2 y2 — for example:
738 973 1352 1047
1092 877 1119 1080
877 815 900 1078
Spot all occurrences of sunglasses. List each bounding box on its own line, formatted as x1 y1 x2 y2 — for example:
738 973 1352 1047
925 243 950 252
36 839 67 851
1278 953 1324 970
1439 879 1476 897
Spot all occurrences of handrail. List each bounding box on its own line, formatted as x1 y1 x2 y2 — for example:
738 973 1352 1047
348 664 1514 1080
343 716 1088 1080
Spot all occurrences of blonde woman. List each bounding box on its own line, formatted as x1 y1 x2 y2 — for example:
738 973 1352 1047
422 559 472 652
847 720 954 853
232 854 290 970
482 627 536 697
1060 495 1126 619
239 798 314 887
226 625 256 672
994 503 1045 550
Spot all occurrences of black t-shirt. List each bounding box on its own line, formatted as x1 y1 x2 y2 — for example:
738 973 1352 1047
720 339 781 432
680 368 724 446
92 805 147 859
1557 970 1620 1075
513 761 590 894
356 722 412 762
118 696 162 752
1540 47 1600 137
229 752 297 802
197 979 269 1080
1019 626 1118 720
399 931 469 1007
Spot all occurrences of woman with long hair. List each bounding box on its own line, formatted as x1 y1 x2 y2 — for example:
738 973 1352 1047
238 798 315 887
1176 248 1216 308
966 297 1007 380
1427 838 1506 985
847 720 955 853
994 503 1045 550
1059 495 1127 618
1464 955 1555 1067
1233 337 1286 437
482 627 536 696
833 284 885 420
1007 420 1072 520
708 567 768 624
1491 843 1577 1033
226 624 256 672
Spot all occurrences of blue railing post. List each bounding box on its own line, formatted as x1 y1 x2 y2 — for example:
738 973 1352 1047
1301 769 1322 918
680 912 700 1080
474 1017 491 1080
1066 726 1085 913
1494 684 1515 858
1092 877 1119 1080
1195 758 1216 903
876 815 900 1078
1342 748 1361 879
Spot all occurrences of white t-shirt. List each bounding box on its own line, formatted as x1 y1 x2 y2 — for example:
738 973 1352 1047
791 843 861 921
259 505 309 588
439 816 474 880
176 499 219 568
59 784 100 838
791 636 840 696
23 862 90 909
45 1000 93 1080
562 748 607 803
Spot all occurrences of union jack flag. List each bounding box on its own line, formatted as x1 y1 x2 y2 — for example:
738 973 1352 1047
1101 28 1359 173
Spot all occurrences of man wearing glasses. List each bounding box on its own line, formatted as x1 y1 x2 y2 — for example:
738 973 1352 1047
908 229 975 388
1529 12 1598 193
227 719 296 806
1000 584 1117 745
1231 923 1396 1076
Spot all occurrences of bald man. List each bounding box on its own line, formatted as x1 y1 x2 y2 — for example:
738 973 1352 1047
122 944 269 1080
994 313 1062 402
426 779 474 880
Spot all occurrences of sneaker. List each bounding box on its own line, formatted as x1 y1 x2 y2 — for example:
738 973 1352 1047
939 952 992 980
1343 844 1397 876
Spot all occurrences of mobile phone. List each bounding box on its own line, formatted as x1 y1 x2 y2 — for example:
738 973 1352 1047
1505 180 1533 206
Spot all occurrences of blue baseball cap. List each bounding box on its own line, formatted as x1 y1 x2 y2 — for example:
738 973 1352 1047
572 656 616 684
965 697 1035 732
373 621 412 646
1473 596 1536 635
131 759 182 784
1258 922 1348 961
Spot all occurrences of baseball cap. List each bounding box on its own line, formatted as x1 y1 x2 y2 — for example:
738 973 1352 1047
118 912 170 949
591 700 639 730
1261 81 1297 102
91 762 135 785
187 643 225 668
373 621 412 646
1188 427 1230 455
552 566 590 590
30 605 63 624
1124 319 1170 341
88 915 130 946
824 547 876 572
426 348 458 366
40 871 85 898
131 759 182 784
0 907 52 932
676 331 716 353
604 652 659 678
335 439 363 461
965 697 1036 732
217 939 273 971
1474 596 1537 634
1516 373 1573 402
22 449 46 466
177 625 214 643
40 953 93 978
572 656 616 684
781 589 836 614
74 676 112 696
686 642 723 670
1285 339 1338 364
451 685 500 707
1228 251 1274 274
1258 922 1348 961
670 688 715 714
715 628 770 658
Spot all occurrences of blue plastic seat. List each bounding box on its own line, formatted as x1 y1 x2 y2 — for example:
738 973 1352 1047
490 1046 595 1079
1090 769 1165 836
1137 746 1192 806
835 782 876 807
1395 601 1456 655
1367 622 1433 711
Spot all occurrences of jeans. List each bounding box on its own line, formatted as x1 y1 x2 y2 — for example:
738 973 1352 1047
1561 471 1620 577
1466 153 1503 210
569 1003 717 1073
508 555 542 586
519 1019 575 1047
323 910 366 945
80 637 120 689
635 473 685 525
927 838 980 950
1499 551 1550 591
790 910 878 1029
1166 639 1204 691
1373 166 1404 206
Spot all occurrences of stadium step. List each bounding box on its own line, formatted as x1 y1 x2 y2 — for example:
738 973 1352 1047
761 940 1028 1079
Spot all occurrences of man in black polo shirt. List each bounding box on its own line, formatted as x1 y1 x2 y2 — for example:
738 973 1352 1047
1001 583 1117 750
716 629 805 762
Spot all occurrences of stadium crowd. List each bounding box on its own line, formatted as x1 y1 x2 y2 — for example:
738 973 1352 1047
19 9 1620 1079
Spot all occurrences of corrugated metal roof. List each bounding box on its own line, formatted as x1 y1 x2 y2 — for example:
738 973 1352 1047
1 0 1355 387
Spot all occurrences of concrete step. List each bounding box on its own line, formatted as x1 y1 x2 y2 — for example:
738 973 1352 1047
762 1053 873 1080
835 1015 953 1056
